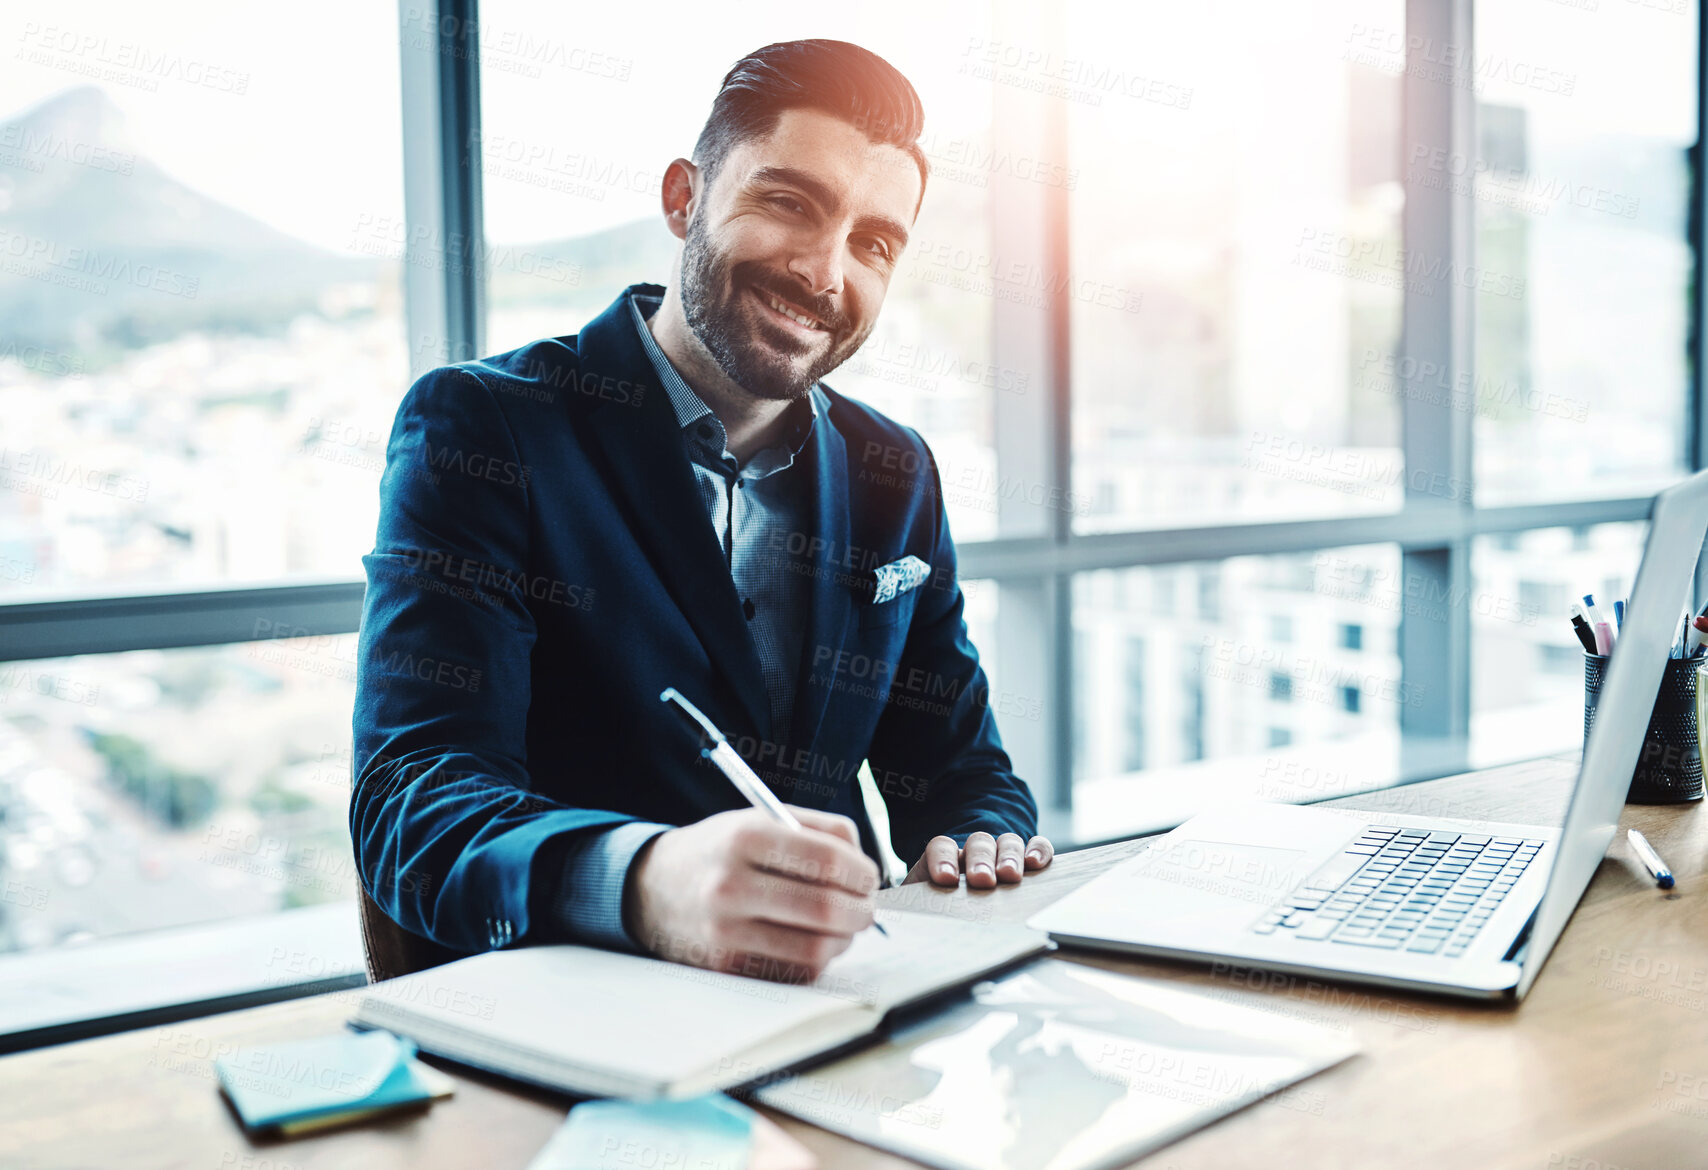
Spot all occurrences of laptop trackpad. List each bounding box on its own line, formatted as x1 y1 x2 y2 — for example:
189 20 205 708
1030 802 1366 944
1123 838 1315 927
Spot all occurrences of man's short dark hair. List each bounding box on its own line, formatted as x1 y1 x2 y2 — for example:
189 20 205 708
691 39 929 218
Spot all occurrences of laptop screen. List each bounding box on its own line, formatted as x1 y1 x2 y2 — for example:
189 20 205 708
1517 469 1708 997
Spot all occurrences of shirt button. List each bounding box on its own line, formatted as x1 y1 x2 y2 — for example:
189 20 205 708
743 598 757 621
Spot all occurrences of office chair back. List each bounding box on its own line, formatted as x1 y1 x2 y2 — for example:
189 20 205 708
356 883 468 983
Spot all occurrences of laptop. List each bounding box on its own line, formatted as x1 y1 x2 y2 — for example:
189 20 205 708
1029 469 1708 1001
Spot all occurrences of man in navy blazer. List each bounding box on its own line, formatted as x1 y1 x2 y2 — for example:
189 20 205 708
352 39 1052 982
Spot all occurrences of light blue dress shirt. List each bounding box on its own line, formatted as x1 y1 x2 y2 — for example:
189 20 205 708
545 290 822 951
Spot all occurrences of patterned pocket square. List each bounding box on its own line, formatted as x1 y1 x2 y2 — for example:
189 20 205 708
863 555 931 605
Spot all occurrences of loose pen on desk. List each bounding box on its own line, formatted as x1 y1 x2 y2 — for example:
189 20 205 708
1627 828 1675 889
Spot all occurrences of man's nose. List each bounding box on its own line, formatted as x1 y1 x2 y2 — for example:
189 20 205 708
785 232 845 304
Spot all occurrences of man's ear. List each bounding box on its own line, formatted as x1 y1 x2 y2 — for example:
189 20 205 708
659 158 699 243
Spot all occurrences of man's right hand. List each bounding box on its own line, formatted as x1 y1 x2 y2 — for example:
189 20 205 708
626 806 880 984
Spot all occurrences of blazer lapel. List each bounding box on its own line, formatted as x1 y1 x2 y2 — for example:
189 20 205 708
575 285 771 739
782 389 854 803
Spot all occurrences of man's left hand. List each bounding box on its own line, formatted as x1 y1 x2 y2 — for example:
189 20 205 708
904 831 1053 888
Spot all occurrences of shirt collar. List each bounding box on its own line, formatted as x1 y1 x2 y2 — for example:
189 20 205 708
628 290 819 470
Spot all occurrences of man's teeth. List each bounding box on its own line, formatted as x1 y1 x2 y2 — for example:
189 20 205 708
764 292 823 330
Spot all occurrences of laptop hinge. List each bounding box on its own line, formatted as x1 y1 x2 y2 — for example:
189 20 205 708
1502 908 1538 963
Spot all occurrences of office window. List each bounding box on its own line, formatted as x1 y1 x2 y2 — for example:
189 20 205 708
1518 579 1562 622
1068 0 1405 531
0 0 1698 967
1152 570 1177 617
1198 569 1222 621
1471 1 1697 502
0 637 358 955
1469 522 1645 761
1072 544 1402 793
1122 637 1146 772
477 0 1013 539
1070 628 1092 781
1180 642 1206 763
0 5 407 595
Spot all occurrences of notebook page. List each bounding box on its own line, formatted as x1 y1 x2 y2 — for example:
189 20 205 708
356 945 857 1091
810 910 1051 1012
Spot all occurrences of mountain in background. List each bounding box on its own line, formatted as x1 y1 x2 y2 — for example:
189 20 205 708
0 86 383 361
0 85 695 364
487 215 679 314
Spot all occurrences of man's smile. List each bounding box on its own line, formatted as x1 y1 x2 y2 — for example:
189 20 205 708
749 284 831 339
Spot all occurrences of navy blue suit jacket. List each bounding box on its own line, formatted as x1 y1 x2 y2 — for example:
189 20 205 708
351 282 1039 955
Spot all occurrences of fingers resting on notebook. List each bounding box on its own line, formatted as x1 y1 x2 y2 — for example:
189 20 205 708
905 831 1054 888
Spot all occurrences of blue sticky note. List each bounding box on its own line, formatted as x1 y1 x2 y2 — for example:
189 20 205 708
527 1093 757 1170
214 1029 441 1133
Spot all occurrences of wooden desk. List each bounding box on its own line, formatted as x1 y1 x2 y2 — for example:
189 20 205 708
5 755 1705 1170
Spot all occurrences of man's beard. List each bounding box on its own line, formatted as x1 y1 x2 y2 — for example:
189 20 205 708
677 211 867 402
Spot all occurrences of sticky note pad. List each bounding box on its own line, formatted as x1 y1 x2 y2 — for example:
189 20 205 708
526 1093 815 1170
214 1029 453 1136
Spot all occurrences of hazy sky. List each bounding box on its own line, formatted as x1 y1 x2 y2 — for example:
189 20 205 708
1 0 1694 254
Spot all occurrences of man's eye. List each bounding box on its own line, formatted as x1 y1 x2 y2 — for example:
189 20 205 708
769 195 804 214
858 238 892 261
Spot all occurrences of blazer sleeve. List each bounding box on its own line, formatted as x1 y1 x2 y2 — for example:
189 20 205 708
864 431 1041 866
350 365 640 953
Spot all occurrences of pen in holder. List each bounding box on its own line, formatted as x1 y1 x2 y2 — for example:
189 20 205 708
1583 653 1705 803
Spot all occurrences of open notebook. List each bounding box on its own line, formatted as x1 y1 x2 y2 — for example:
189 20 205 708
352 909 1051 1100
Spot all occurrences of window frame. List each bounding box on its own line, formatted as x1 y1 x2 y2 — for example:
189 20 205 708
0 0 1701 830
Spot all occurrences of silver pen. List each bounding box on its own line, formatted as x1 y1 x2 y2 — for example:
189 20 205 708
660 687 887 936
1627 828 1675 889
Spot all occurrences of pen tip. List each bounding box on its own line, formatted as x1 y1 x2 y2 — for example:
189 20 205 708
1660 876 1675 889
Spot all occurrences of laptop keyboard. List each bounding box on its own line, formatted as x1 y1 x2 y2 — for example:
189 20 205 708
1251 827 1545 958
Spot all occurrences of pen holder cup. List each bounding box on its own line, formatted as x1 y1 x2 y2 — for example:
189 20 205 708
1583 653 1705 804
